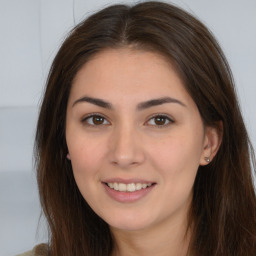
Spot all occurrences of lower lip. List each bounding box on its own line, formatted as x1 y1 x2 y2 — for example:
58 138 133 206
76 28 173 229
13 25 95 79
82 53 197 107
102 183 155 203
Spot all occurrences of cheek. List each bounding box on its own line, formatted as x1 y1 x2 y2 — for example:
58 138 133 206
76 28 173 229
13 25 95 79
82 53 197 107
68 140 105 204
67 137 108 201
150 135 201 209
68 135 105 173
148 131 203 188
150 134 201 167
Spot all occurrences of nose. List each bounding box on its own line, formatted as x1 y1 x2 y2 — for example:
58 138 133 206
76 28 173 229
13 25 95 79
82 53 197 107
108 125 145 169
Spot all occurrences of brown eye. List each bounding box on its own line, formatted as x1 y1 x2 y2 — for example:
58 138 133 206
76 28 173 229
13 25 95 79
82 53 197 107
147 115 173 127
155 116 167 125
83 115 110 126
92 116 105 125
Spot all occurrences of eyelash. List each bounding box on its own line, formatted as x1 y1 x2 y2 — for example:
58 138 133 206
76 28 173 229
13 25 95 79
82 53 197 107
81 113 174 128
81 113 110 127
145 114 174 128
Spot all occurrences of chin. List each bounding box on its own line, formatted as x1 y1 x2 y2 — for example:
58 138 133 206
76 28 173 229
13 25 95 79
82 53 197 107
103 212 156 232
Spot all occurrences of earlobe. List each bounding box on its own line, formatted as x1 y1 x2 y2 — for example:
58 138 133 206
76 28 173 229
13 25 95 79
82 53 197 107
200 122 223 165
67 153 71 160
204 156 210 163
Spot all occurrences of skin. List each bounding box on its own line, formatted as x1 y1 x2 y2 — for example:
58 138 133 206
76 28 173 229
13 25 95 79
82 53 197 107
65 48 221 256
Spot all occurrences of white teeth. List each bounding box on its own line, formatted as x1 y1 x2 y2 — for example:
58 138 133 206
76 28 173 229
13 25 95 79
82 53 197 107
136 183 142 190
127 183 136 192
114 183 118 190
142 184 147 189
119 183 126 192
107 182 153 192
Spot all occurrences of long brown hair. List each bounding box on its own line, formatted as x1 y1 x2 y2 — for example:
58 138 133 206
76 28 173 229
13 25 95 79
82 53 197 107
35 1 256 255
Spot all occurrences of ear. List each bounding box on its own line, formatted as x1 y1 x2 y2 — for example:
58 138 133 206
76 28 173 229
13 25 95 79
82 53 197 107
67 153 71 160
200 122 223 165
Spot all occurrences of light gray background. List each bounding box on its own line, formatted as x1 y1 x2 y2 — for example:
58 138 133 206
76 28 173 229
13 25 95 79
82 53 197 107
0 0 255 255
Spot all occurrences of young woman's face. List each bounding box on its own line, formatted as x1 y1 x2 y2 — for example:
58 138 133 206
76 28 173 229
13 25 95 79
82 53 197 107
66 48 212 232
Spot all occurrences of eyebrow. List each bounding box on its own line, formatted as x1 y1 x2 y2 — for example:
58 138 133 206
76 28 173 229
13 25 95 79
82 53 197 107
72 96 112 109
137 97 186 110
72 96 186 109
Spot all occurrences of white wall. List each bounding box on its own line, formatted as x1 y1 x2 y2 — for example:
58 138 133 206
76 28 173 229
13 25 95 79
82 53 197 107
0 0 255 255
0 0 42 107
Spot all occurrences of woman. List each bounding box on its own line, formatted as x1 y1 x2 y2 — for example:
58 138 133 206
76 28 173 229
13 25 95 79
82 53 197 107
22 1 256 255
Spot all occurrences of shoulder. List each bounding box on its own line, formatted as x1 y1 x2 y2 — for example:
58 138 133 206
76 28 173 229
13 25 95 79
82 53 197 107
16 244 49 256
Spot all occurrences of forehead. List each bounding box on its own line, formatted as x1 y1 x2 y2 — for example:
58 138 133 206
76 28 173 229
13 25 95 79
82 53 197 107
70 48 192 106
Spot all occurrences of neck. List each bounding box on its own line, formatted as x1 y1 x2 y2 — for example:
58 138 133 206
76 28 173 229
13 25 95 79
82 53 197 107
110 213 191 256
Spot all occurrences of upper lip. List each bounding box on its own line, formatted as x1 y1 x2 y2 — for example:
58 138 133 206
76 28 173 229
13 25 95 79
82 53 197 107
102 178 156 184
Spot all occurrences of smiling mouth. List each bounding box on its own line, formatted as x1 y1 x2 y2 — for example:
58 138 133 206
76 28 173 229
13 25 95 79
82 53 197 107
105 182 155 192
